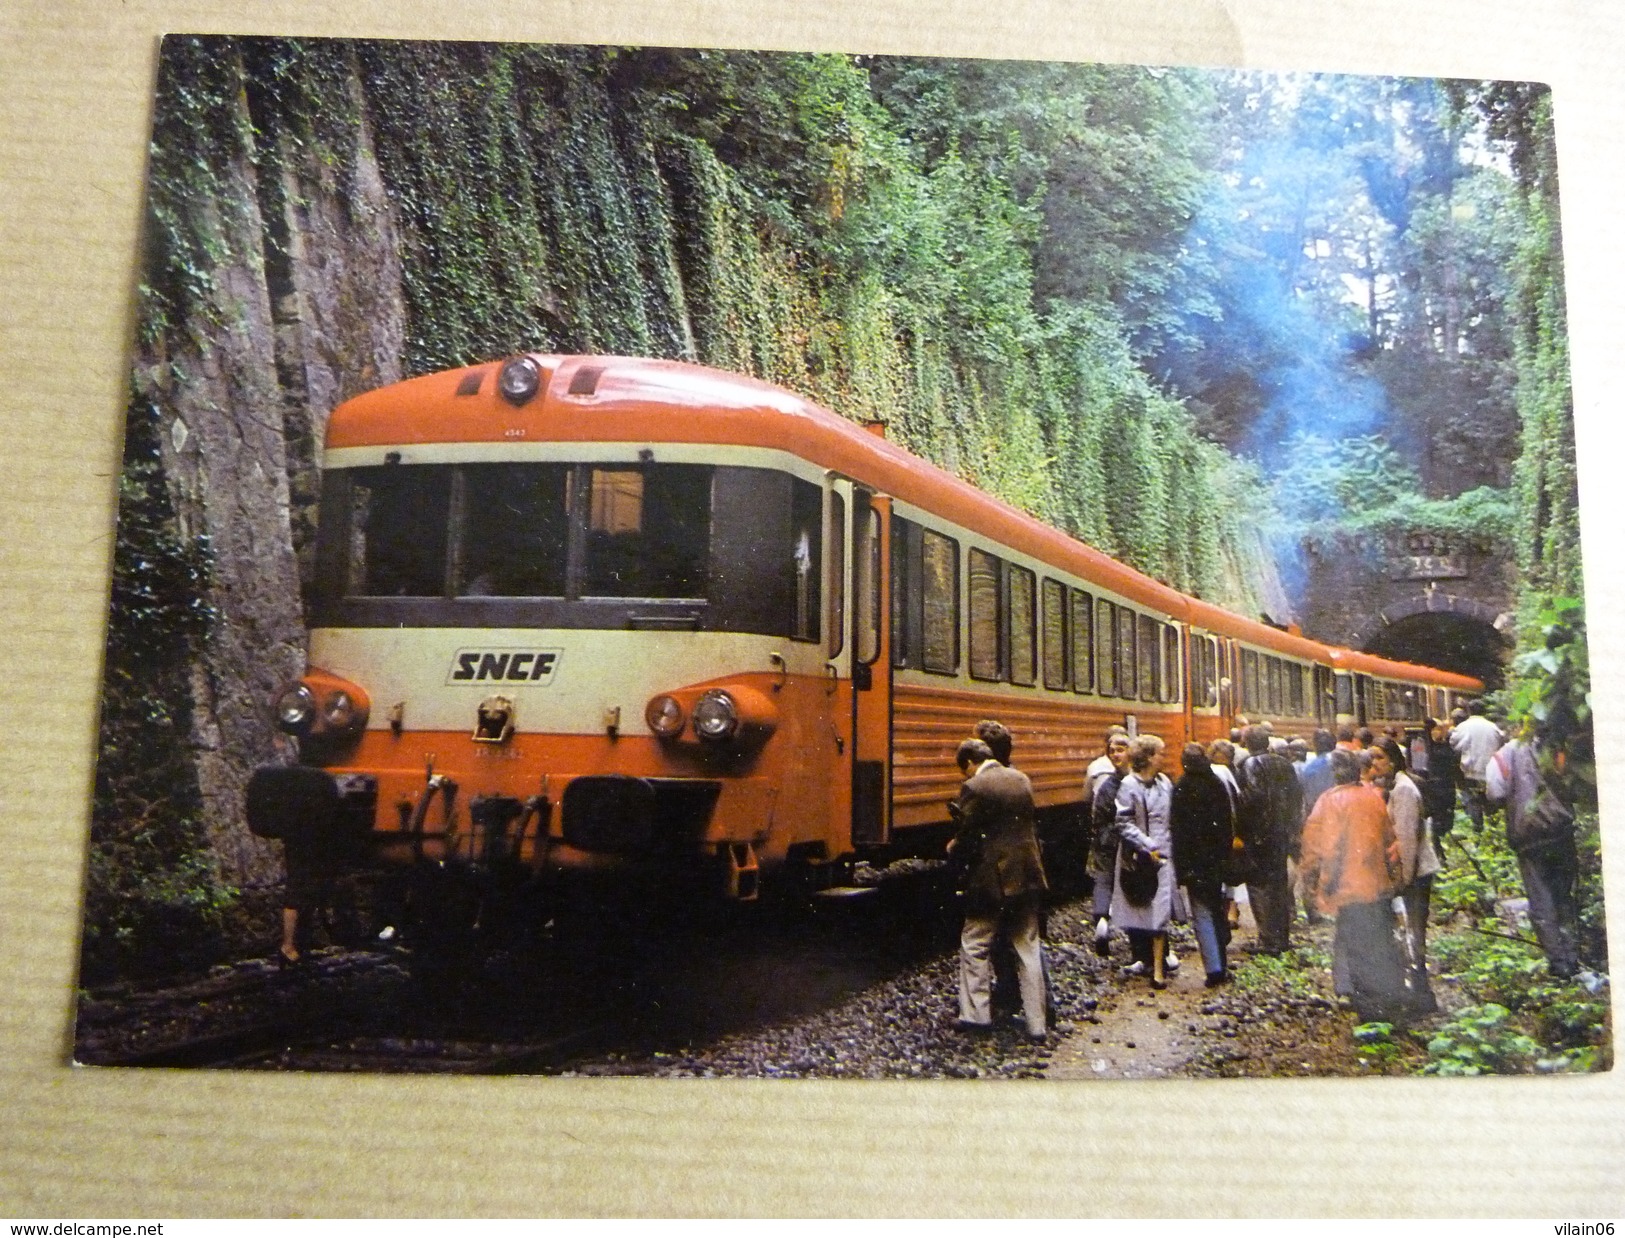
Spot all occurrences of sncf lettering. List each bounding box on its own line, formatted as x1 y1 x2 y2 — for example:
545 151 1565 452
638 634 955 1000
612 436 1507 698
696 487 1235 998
448 649 561 685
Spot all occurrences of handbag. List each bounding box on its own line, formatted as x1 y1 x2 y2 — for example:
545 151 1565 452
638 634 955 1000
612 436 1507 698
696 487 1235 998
1118 844 1162 907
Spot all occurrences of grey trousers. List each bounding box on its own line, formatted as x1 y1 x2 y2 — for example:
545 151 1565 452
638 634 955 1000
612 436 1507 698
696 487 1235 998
959 902 1045 1035
1519 837 1580 977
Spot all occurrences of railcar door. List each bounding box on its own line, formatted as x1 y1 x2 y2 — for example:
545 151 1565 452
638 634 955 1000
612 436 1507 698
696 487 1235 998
849 489 892 847
822 475 854 856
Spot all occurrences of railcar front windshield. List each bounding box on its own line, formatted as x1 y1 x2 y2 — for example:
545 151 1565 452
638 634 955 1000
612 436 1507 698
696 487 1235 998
312 460 824 639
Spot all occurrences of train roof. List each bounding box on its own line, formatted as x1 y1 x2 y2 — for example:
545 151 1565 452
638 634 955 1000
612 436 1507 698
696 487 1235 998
326 354 1484 691
1328 647 1483 691
327 353 1193 618
1183 597 1333 663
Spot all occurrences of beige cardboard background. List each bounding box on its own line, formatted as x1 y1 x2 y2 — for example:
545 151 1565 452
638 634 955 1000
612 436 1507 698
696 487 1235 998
2 0 1621 1217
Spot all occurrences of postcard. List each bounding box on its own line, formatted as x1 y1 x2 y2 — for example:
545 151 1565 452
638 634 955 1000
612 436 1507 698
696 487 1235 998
72 34 1607 1081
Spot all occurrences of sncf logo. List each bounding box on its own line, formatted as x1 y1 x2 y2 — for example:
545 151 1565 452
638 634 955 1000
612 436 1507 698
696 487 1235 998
448 648 561 685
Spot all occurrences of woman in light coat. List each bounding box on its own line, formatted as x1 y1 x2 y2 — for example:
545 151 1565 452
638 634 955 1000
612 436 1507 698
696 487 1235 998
1371 736 1441 1012
1113 734 1176 989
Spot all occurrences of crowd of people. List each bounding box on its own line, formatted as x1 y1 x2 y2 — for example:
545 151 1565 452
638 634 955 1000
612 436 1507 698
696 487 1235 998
946 701 1588 1040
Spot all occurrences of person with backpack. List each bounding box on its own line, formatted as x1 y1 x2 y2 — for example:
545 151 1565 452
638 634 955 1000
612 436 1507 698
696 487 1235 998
1487 728 1582 980
1234 724 1303 955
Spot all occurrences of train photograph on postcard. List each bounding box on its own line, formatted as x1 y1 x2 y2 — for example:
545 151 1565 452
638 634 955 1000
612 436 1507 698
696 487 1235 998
247 352 1482 914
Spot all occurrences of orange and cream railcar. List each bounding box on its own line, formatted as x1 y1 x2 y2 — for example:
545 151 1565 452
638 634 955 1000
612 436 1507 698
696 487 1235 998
1183 598 1339 747
247 353 1481 905
1328 648 1481 732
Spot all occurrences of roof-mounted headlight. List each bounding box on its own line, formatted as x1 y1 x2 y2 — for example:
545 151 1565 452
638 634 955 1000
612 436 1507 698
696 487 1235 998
498 356 542 406
691 690 740 743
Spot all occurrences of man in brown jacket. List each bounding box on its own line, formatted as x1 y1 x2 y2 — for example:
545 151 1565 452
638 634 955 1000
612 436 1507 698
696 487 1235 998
948 735 1049 1040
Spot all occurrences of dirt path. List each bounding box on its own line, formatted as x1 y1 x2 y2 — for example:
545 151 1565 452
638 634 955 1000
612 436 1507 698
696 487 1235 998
1046 899 1262 1080
1048 953 1215 1079
1043 894 1419 1081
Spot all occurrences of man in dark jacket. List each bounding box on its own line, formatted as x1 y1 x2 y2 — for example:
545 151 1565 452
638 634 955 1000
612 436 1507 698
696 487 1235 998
1235 723 1303 955
948 736 1049 1040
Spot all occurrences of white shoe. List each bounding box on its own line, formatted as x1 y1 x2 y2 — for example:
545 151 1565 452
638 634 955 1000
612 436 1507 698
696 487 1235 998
1164 948 1180 972
1119 961 1147 977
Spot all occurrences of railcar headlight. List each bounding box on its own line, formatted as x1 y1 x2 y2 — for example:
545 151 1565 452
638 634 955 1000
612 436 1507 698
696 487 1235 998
322 689 358 731
275 684 317 734
691 689 740 743
645 694 686 738
498 356 542 406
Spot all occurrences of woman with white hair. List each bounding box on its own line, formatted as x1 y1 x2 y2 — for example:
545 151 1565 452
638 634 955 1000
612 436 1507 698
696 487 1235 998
1113 734 1176 989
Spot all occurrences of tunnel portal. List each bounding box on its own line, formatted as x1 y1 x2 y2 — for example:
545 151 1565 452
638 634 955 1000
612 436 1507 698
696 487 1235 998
1361 609 1511 693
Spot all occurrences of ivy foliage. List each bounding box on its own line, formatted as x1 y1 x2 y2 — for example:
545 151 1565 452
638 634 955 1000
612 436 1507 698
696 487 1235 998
84 388 228 982
308 40 1277 608
1499 595 1593 808
1272 433 1517 549
1423 807 1609 1075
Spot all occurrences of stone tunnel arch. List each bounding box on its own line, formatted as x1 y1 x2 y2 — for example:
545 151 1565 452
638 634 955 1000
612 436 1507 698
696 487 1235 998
1357 592 1513 691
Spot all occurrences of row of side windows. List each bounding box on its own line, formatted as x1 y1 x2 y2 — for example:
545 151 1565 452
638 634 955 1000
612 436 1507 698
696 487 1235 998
891 515 1182 703
1365 677 1427 722
1239 648 1311 719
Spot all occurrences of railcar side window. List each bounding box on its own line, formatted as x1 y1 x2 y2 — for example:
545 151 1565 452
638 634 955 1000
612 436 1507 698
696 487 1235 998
968 549 1002 681
346 466 452 597
1242 649 1259 713
1042 579 1068 689
827 491 845 658
1137 613 1158 702
855 499 882 666
1335 674 1354 717
1008 565 1036 687
891 515 913 668
1095 599 1116 697
1204 636 1221 708
1117 606 1138 700
921 531 958 674
1161 624 1181 703
454 464 570 597
791 479 822 642
1071 590 1094 693
581 466 710 598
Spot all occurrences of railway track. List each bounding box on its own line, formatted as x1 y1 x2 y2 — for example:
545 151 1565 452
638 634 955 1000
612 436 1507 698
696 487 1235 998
76 867 967 1073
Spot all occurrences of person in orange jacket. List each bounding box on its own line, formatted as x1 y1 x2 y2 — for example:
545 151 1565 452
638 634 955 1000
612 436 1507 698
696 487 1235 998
1299 749 1410 1023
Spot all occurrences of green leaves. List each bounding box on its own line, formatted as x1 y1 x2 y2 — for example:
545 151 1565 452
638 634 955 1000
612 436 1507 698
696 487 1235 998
1423 1002 1543 1075
1502 595 1593 808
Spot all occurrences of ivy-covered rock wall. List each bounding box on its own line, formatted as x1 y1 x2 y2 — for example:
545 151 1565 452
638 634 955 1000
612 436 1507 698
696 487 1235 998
95 37 1290 968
